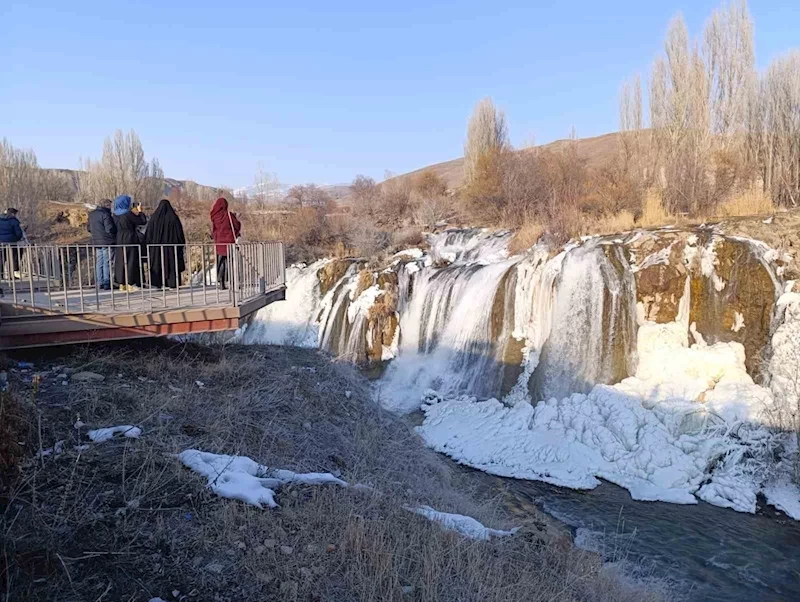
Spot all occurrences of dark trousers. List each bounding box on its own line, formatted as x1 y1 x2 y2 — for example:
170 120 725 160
0 246 22 278
216 255 228 289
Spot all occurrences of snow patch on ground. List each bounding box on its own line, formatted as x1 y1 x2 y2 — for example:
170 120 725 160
408 505 519 540
36 440 65 457
88 425 142 443
178 450 347 508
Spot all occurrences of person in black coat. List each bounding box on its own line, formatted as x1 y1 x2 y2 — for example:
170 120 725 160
87 199 117 289
0 207 25 294
112 195 147 291
145 199 186 288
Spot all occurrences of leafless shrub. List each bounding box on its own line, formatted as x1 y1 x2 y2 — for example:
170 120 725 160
376 176 411 224
347 221 392 257
411 189 453 227
352 174 379 218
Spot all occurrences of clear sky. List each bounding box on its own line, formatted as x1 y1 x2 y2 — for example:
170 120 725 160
2 1 798 189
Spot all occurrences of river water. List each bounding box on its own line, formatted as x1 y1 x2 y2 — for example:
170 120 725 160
493 474 800 601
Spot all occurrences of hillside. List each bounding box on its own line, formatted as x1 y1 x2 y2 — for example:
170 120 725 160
385 131 622 192
42 168 223 202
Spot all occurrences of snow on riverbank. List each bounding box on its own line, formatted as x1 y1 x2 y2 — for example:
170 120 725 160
417 313 798 516
408 505 519 540
179 450 347 508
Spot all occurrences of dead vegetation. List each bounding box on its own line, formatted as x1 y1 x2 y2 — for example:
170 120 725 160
0 342 668 602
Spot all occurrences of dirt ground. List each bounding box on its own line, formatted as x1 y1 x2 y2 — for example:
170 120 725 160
0 340 673 602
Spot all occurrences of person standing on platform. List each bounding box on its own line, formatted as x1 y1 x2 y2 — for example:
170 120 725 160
87 199 116 290
113 195 147 291
210 197 241 290
145 199 186 289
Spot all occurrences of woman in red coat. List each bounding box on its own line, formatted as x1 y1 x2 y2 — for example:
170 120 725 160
210 197 241 290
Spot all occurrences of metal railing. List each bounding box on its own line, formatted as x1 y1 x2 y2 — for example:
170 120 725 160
0 241 285 315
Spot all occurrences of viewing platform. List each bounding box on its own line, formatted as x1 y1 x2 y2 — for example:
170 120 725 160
0 242 285 348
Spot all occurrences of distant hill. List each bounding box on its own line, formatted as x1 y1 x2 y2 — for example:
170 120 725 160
42 168 225 202
333 131 623 205
387 131 623 192
46 132 622 207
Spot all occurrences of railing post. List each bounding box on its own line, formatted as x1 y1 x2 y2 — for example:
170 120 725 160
76 245 85 313
230 244 237 307
44 246 53 312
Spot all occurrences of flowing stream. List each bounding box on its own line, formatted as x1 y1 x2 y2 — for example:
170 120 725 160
243 227 800 600
497 474 800 601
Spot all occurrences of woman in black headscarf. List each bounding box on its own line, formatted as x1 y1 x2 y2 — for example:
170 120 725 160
113 195 147 290
145 199 186 288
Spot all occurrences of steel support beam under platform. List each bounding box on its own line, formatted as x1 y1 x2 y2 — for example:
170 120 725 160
0 287 285 349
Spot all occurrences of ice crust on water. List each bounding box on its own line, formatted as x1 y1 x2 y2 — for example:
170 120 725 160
178 450 348 508
417 313 794 515
408 505 519 540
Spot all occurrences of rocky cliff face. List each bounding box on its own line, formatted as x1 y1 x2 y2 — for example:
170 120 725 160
248 220 793 402
629 229 780 378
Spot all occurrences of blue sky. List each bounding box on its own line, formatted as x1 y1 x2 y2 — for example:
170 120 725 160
3 1 798 188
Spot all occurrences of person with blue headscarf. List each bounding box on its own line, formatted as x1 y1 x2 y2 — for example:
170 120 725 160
113 195 147 290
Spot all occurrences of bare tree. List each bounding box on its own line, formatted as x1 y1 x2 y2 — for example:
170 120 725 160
351 174 378 217
411 189 453 227
464 97 510 185
752 51 800 206
252 165 282 208
619 75 646 183
413 169 448 199
77 130 164 207
285 184 332 209
703 0 755 144
0 138 42 220
40 170 76 202
622 2 760 216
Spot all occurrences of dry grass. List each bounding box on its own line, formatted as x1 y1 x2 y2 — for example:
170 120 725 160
712 188 775 218
590 211 637 236
0 342 670 602
509 221 544 255
637 190 673 228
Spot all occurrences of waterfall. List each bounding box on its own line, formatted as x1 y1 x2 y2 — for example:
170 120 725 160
380 258 519 412
529 242 637 401
243 233 641 411
427 228 512 265
243 259 330 347
243 229 779 418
